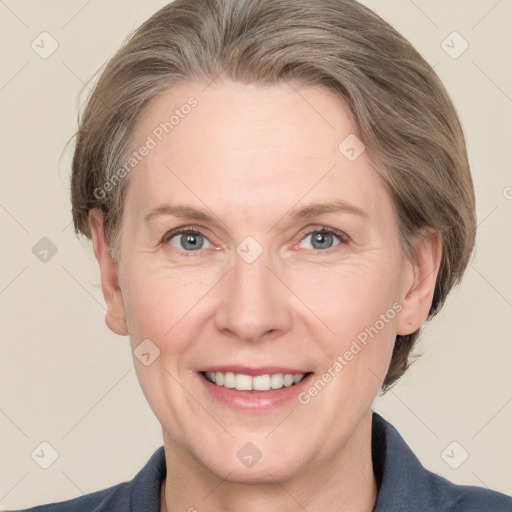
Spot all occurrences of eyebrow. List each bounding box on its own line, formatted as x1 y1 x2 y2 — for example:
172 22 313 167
288 200 368 220
144 199 368 225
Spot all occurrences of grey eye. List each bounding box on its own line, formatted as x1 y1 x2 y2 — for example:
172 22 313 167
168 231 212 251
300 231 341 250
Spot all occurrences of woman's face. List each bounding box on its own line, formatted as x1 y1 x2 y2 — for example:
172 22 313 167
92 80 436 482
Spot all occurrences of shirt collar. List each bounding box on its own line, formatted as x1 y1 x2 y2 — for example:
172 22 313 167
371 410 438 511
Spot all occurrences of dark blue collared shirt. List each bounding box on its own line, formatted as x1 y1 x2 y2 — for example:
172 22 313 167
11 412 511 511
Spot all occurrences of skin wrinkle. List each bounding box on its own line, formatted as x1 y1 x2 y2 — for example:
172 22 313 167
89 80 441 512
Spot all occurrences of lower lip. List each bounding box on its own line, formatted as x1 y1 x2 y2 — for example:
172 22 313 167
198 372 314 412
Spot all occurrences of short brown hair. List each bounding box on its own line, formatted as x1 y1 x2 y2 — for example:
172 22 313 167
70 0 476 390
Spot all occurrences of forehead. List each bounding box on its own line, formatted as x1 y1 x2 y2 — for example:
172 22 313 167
125 80 391 225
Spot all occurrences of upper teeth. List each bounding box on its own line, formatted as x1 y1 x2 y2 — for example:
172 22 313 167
204 371 305 391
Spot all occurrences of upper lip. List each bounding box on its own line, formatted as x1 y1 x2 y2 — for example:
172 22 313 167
199 365 310 376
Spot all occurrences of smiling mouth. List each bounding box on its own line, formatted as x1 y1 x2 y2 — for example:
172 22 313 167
201 371 311 391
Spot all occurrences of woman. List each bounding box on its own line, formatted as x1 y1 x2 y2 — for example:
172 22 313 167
12 0 511 510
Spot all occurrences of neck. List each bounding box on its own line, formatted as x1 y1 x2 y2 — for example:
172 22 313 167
161 410 377 512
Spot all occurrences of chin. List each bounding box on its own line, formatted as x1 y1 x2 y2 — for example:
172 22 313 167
197 441 309 484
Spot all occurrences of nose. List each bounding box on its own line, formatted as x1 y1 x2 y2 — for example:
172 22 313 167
213 249 293 343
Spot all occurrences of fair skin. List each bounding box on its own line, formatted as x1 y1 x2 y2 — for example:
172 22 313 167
89 80 441 512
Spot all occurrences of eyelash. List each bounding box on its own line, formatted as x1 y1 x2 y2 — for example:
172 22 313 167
161 225 349 256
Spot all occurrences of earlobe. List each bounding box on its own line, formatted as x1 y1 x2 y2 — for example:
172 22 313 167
396 228 442 336
88 209 128 336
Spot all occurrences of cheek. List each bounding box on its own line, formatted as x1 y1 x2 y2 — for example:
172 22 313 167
290 252 402 400
293 258 401 414
290 253 402 338
121 263 218 346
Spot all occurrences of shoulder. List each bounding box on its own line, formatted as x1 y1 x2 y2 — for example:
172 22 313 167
8 446 166 512
371 411 512 512
7 482 130 512
426 470 512 512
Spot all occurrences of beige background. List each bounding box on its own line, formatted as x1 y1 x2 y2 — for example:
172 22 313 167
1 0 511 509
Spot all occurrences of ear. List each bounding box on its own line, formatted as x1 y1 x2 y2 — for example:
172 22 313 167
88 208 128 336
396 228 442 336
